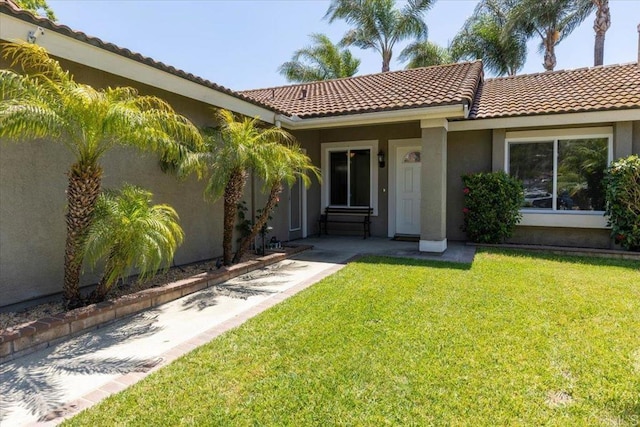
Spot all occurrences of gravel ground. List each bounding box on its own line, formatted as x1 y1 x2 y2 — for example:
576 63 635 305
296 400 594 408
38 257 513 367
0 251 277 333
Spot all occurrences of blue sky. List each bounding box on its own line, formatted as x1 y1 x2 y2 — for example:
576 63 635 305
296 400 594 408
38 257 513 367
46 0 640 91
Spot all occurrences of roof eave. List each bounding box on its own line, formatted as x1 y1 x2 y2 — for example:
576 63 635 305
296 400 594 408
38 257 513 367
277 103 467 130
449 108 640 132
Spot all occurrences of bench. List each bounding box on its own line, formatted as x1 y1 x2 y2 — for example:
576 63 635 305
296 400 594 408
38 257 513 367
318 207 373 239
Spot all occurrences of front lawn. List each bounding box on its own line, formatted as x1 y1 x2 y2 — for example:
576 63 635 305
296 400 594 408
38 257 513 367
66 249 640 426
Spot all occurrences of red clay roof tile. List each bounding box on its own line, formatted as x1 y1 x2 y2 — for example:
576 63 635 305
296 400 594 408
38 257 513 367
470 63 640 119
240 61 483 119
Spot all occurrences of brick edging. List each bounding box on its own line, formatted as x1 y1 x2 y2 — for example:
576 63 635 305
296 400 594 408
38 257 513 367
0 245 312 364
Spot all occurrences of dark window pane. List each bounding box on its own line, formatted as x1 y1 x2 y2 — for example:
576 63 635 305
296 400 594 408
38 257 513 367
330 151 348 205
350 149 370 206
557 138 608 211
510 142 553 209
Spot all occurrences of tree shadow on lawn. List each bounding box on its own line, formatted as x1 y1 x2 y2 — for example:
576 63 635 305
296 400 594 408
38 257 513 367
478 247 640 271
0 310 164 423
351 255 472 271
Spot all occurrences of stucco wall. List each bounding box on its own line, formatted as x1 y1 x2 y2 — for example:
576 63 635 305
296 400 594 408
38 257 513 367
633 121 640 154
507 227 611 248
0 55 256 307
446 130 493 241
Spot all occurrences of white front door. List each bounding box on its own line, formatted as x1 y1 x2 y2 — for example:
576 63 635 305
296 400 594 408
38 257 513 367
395 146 422 235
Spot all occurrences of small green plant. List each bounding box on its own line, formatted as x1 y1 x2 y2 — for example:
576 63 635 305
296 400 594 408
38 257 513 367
83 184 184 302
461 171 524 243
236 201 275 253
236 201 252 242
605 155 640 251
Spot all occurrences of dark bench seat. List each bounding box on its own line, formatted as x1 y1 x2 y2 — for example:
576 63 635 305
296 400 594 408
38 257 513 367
318 206 372 239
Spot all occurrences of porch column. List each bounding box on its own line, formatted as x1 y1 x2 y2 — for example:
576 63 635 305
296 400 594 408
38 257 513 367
419 119 448 253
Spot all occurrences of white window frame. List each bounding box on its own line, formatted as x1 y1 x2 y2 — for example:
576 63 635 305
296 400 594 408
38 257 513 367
321 140 379 216
505 127 612 229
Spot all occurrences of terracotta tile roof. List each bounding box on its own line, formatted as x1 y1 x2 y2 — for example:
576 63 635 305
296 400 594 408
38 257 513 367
0 3 283 114
470 63 640 119
240 61 483 119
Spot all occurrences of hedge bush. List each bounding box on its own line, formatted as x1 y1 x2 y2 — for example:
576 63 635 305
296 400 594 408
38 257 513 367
461 171 524 244
605 155 640 251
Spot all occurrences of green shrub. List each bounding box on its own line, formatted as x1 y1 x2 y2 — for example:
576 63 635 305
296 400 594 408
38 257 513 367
461 171 524 243
605 155 640 251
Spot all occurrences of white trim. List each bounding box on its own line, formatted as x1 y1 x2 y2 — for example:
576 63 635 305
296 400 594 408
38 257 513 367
0 13 277 122
419 239 447 253
288 178 302 232
449 110 640 132
388 139 422 237
519 212 609 229
278 104 465 130
302 178 308 238
321 140 379 216
505 127 613 227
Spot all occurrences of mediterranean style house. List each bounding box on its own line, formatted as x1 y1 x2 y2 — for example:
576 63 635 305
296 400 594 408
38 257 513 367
1 1 639 307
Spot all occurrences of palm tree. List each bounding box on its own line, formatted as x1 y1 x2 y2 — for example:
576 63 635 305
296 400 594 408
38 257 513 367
450 0 527 76
591 0 610 66
13 0 56 20
398 40 452 69
233 141 320 264
83 185 184 302
325 0 435 72
278 33 360 82
507 0 595 71
0 42 202 308
169 109 296 265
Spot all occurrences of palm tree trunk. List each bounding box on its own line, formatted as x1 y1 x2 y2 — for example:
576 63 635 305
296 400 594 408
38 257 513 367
382 49 392 72
89 265 114 304
233 183 282 264
222 169 248 265
593 0 610 66
63 162 103 308
543 30 557 71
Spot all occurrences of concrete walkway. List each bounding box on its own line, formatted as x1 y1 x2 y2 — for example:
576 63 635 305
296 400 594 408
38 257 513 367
0 238 474 426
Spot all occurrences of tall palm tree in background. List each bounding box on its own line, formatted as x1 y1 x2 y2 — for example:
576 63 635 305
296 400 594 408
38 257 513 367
325 0 434 72
398 40 452 68
233 141 320 264
591 0 610 66
0 42 202 307
507 0 595 71
450 0 527 76
83 185 184 303
279 33 360 82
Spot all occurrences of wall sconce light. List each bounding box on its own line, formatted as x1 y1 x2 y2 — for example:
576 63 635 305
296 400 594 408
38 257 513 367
377 150 385 168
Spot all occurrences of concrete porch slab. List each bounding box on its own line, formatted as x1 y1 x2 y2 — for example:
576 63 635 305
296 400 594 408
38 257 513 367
295 236 476 264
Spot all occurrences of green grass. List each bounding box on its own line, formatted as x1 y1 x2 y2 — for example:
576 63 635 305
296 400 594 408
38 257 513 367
65 249 640 426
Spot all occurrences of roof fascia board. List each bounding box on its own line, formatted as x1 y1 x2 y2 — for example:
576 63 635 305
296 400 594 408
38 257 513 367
449 109 640 132
278 104 465 130
0 13 277 123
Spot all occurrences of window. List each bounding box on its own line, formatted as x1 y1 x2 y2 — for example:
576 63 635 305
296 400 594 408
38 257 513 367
507 129 611 213
403 151 421 163
322 140 378 213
